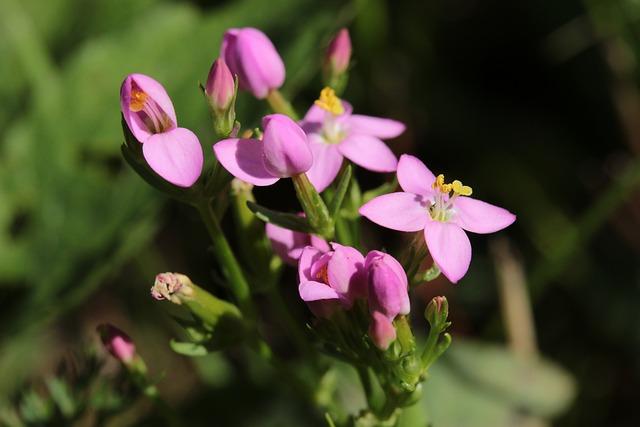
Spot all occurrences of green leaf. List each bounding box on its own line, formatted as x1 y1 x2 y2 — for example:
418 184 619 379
329 164 352 219
246 201 313 233
169 340 208 357
45 377 76 418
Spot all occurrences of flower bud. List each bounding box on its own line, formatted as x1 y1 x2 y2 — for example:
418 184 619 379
261 114 313 177
206 58 235 112
365 251 410 319
151 272 194 304
369 311 396 350
325 28 351 75
97 324 136 364
425 296 449 331
151 272 242 329
221 27 285 99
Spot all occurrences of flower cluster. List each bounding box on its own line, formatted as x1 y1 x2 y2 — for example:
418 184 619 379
118 25 516 426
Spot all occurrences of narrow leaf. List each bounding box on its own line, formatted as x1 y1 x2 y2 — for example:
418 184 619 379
246 201 313 233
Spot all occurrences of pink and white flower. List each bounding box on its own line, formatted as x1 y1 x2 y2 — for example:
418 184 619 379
120 74 203 188
359 154 516 283
300 88 405 192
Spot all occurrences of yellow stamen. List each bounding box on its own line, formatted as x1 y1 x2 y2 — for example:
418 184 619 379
314 87 344 115
129 87 148 112
432 174 472 196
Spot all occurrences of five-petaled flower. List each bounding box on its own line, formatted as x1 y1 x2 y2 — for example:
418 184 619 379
360 155 516 283
300 87 405 192
120 74 203 187
213 113 313 185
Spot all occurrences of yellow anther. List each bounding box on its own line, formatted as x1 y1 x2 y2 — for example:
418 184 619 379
432 174 472 195
452 180 473 196
129 87 148 112
315 87 344 115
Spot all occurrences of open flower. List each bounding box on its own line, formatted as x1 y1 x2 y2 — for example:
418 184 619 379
359 155 516 283
221 27 285 99
298 244 366 317
120 74 203 187
266 220 330 265
213 114 312 186
300 87 405 192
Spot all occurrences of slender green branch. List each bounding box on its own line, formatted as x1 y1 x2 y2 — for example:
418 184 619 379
266 89 299 119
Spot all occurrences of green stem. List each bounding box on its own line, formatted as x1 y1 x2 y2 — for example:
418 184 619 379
196 200 253 316
266 89 299 119
292 173 334 238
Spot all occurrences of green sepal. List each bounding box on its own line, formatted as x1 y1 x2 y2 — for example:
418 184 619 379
170 340 208 357
246 201 314 233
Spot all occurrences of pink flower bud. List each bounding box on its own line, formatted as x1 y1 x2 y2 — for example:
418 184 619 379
221 27 285 99
205 58 235 111
365 251 410 319
369 311 397 350
261 114 313 177
97 324 136 364
325 28 351 75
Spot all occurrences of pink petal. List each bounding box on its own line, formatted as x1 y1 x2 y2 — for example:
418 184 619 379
261 114 313 177
397 154 436 197
265 223 309 265
359 192 429 232
369 311 397 350
213 138 279 186
338 134 397 172
120 74 177 143
452 196 516 234
310 235 331 253
236 28 285 99
300 101 353 127
298 281 340 302
305 138 344 192
327 244 365 299
142 128 203 188
298 246 325 282
347 115 405 139
423 221 471 283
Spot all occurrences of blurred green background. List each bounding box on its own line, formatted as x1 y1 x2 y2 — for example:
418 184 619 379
0 0 639 425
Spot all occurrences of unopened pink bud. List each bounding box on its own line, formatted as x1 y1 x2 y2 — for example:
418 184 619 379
206 58 235 111
365 251 410 319
261 114 313 177
325 28 351 74
369 311 396 350
221 27 285 99
97 324 136 363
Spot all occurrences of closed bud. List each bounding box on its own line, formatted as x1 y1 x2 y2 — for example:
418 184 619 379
206 58 235 111
365 251 410 319
97 324 136 364
151 272 242 329
369 311 397 350
261 114 313 177
221 27 285 99
325 28 351 75
425 296 449 331
323 28 351 93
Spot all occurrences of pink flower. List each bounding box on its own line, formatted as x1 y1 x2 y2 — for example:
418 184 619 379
213 114 312 186
300 88 405 192
221 27 285 99
360 155 516 283
265 220 330 265
97 324 136 364
369 311 396 350
365 250 410 319
120 74 203 188
206 58 235 111
298 243 367 317
325 28 352 75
